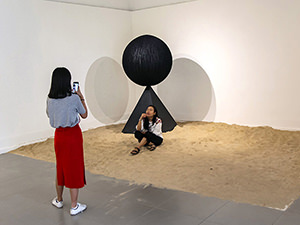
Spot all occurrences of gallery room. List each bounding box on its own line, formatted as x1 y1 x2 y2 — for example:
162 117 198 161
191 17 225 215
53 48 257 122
1 0 300 224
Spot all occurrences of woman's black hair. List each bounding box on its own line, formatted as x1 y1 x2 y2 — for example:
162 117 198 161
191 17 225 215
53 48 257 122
48 67 72 99
143 105 159 130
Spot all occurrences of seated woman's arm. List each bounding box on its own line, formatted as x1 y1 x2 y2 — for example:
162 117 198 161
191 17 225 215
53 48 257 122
136 113 146 131
136 119 142 131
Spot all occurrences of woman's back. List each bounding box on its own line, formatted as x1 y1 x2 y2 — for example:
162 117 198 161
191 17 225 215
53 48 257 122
47 94 85 128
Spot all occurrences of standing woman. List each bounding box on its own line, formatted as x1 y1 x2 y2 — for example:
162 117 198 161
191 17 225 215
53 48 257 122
131 105 163 155
46 67 88 216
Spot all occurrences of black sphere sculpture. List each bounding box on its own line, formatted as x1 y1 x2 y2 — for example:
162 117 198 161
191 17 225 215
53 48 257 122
122 35 173 86
122 34 177 133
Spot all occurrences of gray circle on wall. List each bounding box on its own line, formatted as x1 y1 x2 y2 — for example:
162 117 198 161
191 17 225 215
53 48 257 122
85 57 129 124
157 58 214 121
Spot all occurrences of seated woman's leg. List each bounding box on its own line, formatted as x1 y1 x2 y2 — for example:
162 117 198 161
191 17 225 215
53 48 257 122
134 130 145 143
137 137 148 149
144 132 163 147
131 131 149 155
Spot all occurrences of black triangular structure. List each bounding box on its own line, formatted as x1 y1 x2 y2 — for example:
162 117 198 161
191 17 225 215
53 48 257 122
122 86 177 133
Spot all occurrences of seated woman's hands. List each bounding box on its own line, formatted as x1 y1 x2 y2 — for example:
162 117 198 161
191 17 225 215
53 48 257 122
140 113 147 120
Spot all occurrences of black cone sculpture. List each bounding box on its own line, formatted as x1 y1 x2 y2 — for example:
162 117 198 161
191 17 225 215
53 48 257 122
122 35 177 133
122 86 177 133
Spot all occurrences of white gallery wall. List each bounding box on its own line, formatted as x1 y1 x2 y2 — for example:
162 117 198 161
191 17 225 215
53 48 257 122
132 0 300 130
0 0 133 153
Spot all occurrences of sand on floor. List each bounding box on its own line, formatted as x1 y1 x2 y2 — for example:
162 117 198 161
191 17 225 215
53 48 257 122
11 121 300 209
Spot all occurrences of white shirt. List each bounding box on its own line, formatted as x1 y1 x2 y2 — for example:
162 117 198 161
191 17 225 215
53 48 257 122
137 117 163 139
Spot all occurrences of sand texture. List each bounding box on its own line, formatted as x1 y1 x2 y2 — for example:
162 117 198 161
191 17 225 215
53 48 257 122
11 121 300 209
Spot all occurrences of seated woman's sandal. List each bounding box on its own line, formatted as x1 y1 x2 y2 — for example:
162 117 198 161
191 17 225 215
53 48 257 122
131 147 140 155
147 144 156 151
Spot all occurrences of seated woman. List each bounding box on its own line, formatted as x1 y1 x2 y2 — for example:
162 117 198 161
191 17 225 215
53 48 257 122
131 105 163 155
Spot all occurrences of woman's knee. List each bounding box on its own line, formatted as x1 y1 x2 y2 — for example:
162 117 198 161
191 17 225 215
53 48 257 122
156 138 163 146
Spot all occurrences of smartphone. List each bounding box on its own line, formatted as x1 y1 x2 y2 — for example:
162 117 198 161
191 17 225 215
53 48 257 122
72 82 79 93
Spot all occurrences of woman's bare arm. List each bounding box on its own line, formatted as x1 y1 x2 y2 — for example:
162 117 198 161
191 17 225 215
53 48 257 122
137 113 146 131
76 87 88 119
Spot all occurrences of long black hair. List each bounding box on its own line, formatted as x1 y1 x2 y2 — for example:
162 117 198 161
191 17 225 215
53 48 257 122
48 67 72 99
143 105 159 130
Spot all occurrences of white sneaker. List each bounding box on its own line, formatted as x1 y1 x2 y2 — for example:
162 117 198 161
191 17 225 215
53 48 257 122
52 197 63 208
70 203 87 216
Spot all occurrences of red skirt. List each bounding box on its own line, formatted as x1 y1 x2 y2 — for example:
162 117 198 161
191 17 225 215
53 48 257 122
54 124 86 188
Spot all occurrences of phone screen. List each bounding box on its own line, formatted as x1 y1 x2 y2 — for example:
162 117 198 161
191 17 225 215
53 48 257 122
73 82 79 93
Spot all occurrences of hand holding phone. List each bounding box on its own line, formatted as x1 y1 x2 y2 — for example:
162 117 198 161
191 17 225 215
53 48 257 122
73 82 79 93
73 82 84 101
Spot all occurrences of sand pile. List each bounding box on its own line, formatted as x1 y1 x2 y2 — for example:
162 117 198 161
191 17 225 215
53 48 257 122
11 121 300 209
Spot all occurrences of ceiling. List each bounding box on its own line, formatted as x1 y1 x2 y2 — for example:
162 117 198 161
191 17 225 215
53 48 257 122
45 0 198 11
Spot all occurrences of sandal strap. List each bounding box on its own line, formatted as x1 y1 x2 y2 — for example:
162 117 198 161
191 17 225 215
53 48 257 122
150 146 156 151
131 147 140 155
